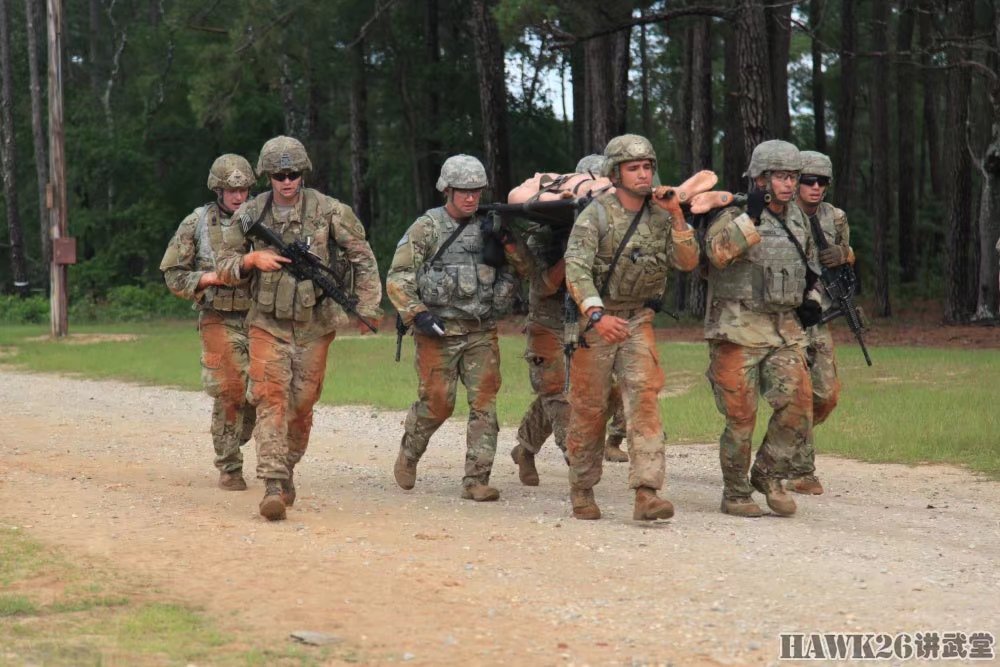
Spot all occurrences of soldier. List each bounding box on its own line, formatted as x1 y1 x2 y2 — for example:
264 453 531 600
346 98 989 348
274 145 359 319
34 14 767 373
387 155 534 501
160 154 257 491
704 139 822 518
789 151 855 495
215 136 382 521
563 134 700 521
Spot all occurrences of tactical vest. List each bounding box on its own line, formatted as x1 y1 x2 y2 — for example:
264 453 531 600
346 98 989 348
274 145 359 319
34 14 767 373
416 207 515 321
195 204 251 312
591 197 673 305
526 233 566 328
250 189 354 323
709 206 810 312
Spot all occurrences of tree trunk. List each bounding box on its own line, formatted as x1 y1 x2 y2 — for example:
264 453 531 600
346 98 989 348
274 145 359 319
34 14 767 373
722 19 746 193
687 16 713 318
0 0 29 295
735 0 772 157
918 0 942 201
765 1 791 139
639 17 651 138
582 1 631 151
569 44 585 159
871 1 891 317
809 0 826 152
943 0 975 323
833 0 857 204
88 0 100 94
422 0 441 210
896 0 917 282
349 39 372 231
676 24 694 180
25 0 49 272
974 5 1000 320
470 0 512 198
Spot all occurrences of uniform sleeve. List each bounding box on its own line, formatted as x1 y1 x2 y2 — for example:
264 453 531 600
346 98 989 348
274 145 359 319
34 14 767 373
704 207 761 270
332 202 383 320
667 219 700 272
386 217 436 324
215 202 254 286
834 207 856 265
501 227 537 279
564 206 604 313
159 213 203 301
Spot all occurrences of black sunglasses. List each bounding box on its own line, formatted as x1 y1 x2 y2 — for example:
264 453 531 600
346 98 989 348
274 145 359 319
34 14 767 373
800 175 830 187
271 172 302 182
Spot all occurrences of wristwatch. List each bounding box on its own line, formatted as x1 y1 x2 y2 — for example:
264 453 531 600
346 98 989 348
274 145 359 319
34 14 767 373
585 309 604 331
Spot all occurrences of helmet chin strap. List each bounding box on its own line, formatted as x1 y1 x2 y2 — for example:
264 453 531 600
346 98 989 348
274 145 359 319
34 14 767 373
215 190 234 215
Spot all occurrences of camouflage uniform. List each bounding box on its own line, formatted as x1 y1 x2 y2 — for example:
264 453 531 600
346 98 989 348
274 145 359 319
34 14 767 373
564 184 700 496
159 155 256 478
703 140 817 514
387 156 534 494
216 138 382 495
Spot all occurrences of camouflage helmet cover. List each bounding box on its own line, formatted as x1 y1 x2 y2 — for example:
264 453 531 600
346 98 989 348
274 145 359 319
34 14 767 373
601 134 657 177
747 139 801 178
436 154 488 192
207 154 255 191
256 135 313 175
799 150 833 179
575 154 605 174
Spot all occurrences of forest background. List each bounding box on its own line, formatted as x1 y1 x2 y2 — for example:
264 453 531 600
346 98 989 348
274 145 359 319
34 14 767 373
1 0 998 325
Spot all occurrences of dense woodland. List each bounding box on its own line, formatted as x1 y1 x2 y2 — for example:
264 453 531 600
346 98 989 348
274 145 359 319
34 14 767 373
0 0 998 323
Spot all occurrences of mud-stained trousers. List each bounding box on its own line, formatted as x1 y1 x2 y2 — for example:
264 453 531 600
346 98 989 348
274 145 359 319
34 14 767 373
247 327 334 480
706 340 814 499
565 310 666 492
400 329 502 488
517 323 626 456
790 323 841 477
199 310 256 473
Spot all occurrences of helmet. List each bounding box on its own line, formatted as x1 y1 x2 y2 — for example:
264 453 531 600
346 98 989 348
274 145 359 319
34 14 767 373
746 140 801 178
799 150 833 179
207 154 254 191
256 136 312 175
601 134 656 177
436 154 488 192
575 154 605 174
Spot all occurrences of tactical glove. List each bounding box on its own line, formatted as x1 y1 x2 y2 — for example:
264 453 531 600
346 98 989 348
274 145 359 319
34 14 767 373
746 190 769 224
413 311 446 336
795 298 823 328
819 245 850 268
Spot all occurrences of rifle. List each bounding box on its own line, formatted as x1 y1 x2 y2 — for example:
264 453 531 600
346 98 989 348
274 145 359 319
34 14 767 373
394 313 408 362
240 205 377 333
562 292 587 392
807 215 872 366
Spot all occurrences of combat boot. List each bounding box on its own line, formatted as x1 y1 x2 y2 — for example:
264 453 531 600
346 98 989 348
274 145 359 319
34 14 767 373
461 484 500 502
510 445 539 486
751 472 796 516
720 495 764 518
218 470 247 491
393 447 417 490
603 436 629 463
633 487 674 521
570 488 601 520
786 474 824 495
259 479 286 521
281 470 296 507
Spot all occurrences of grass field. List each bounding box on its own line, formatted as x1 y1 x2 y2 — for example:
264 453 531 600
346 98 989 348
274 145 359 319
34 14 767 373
1 321 997 477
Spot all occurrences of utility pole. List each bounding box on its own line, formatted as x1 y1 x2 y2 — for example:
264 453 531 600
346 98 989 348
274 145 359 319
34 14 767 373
47 0 72 336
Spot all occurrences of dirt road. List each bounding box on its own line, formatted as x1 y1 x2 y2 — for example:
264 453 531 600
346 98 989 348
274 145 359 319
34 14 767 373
1 369 998 665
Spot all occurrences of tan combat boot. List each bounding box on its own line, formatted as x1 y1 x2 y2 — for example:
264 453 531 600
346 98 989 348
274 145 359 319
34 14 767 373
510 444 539 486
280 470 296 507
461 484 500 502
633 486 674 521
570 488 601 520
218 470 247 491
603 435 629 463
393 447 417 490
751 473 796 516
786 474 824 495
720 495 764 518
259 479 286 521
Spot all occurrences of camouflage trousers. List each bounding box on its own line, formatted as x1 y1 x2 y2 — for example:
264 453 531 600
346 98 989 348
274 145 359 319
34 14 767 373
566 310 665 491
402 329 502 488
199 310 256 473
516 323 625 456
247 327 334 480
790 323 842 476
706 340 813 499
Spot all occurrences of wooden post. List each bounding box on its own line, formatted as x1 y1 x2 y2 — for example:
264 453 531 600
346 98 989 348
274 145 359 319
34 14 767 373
47 0 68 337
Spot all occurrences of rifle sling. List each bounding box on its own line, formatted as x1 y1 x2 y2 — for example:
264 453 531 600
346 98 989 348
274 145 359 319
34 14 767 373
599 196 650 299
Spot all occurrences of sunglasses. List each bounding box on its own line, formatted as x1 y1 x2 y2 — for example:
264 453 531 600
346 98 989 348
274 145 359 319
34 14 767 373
271 172 302 182
800 176 830 187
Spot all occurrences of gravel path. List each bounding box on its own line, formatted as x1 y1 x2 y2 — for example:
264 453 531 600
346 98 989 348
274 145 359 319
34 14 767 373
1 368 998 666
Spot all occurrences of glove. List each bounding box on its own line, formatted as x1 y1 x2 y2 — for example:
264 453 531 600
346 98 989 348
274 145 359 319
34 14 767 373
795 298 823 328
745 190 769 224
413 311 445 336
819 245 849 268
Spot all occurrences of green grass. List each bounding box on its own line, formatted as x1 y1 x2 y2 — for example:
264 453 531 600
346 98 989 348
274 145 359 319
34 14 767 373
1 321 997 477
0 594 38 617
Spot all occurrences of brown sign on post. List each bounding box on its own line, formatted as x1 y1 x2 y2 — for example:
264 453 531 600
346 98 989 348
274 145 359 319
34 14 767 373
52 237 76 265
